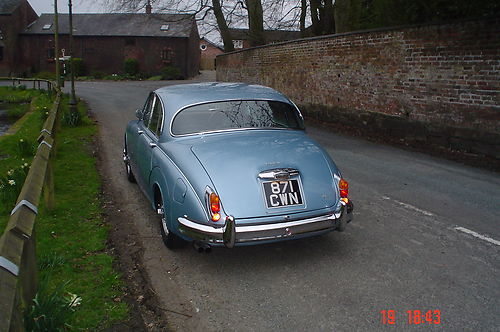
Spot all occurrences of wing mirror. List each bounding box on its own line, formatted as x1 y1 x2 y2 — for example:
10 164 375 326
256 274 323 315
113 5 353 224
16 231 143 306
135 109 143 120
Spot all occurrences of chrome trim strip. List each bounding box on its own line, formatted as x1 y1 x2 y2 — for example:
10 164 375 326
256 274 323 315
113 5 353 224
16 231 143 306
178 211 340 235
0 256 19 276
178 216 224 234
258 168 299 180
236 212 340 233
156 93 166 137
178 203 352 248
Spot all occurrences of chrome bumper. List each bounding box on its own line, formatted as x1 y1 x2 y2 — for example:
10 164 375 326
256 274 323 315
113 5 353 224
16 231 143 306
178 201 353 248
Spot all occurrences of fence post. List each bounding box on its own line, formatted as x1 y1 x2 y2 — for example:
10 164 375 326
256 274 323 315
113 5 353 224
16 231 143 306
19 228 38 307
43 159 55 211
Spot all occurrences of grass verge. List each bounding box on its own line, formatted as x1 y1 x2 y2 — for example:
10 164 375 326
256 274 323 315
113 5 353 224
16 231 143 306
0 87 129 330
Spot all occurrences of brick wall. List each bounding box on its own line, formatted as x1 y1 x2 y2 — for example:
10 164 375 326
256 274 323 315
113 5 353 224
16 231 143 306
217 17 500 158
19 34 198 78
200 41 223 70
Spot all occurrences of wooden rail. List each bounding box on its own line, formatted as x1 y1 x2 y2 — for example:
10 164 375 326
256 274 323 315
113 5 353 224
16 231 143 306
0 77 55 93
0 79 60 332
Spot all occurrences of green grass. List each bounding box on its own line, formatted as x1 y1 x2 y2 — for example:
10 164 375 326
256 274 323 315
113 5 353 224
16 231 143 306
0 87 129 330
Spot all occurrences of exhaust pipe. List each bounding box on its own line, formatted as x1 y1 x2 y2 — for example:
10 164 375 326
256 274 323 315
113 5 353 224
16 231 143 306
193 241 211 253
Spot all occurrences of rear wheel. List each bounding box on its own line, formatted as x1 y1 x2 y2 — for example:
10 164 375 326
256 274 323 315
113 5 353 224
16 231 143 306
158 201 187 249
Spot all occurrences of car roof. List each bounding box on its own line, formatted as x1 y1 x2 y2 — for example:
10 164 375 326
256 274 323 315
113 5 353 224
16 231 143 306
154 82 294 119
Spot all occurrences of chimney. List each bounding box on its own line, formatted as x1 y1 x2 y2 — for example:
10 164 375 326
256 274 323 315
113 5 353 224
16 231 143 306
145 0 152 14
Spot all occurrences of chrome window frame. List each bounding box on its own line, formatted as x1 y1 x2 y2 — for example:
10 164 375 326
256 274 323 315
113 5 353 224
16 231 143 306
143 93 166 139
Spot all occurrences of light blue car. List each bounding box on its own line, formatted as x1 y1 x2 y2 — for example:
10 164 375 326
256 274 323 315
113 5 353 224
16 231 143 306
124 82 353 251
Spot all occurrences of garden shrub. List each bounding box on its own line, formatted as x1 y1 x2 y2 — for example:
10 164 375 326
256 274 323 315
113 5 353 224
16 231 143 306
34 71 57 80
160 66 182 80
124 58 139 76
71 58 86 77
90 70 104 79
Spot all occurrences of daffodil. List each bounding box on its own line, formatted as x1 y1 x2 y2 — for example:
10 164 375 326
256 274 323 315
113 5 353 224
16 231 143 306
67 293 82 307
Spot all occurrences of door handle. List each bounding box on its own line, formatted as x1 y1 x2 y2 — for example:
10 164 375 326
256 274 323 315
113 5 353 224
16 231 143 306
149 142 157 148
138 130 144 135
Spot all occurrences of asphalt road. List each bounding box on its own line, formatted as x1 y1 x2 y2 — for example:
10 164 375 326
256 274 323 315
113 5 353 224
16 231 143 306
71 77 499 331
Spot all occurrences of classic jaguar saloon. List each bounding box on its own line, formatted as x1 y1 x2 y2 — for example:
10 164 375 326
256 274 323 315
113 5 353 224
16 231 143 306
124 82 353 251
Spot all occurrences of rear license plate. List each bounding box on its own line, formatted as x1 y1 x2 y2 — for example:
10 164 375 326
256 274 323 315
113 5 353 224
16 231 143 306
262 179 303 209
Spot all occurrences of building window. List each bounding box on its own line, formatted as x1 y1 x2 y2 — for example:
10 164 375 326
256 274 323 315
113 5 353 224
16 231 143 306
0 47 3 61
232 40 243 49
43 24 52 30
160 24 169 31
46 48 55 60
161 48 174 62
200 44 207 51
125 37 135 46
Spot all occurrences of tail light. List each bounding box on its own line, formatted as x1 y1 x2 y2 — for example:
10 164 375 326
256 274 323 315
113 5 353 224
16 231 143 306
339 178 349 203
206 187 221 222
210 192 221 221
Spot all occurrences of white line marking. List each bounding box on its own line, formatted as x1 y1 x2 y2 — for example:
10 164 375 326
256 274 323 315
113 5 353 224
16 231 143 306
382 196 434 216
454 227 500 246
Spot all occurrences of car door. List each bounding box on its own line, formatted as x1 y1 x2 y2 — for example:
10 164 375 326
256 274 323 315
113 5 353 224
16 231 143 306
135 93 163 197
128 95 152 175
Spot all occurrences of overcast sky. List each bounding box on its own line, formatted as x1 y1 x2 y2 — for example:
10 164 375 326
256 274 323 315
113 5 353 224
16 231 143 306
31 0 105 15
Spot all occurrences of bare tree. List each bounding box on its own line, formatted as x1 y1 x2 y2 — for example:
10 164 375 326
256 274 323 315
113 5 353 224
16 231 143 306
309 0 335 36
245 0 265 46
212 0 235 51
98 0 306 50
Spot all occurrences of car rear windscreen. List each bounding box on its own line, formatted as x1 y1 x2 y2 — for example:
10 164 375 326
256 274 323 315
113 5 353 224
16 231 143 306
171 100 304 135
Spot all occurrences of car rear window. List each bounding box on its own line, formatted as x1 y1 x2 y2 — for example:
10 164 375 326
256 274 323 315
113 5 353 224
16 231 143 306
171 100 304 135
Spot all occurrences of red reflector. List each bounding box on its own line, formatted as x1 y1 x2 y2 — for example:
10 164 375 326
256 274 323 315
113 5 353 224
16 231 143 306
339 179 349 198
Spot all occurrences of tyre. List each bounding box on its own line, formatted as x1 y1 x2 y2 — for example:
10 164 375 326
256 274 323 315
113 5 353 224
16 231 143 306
158 201 187 249
123 147 136 183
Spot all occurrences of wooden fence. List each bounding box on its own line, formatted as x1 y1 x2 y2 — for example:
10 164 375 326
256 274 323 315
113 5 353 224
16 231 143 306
0 79 60 332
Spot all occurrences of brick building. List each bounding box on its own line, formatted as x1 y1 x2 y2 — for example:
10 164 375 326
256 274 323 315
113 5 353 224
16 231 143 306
20 12 200 78
199 37 223 70
0 0 37 76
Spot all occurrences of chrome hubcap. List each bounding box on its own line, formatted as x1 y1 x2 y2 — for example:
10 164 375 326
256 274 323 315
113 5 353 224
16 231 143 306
159 206 169 235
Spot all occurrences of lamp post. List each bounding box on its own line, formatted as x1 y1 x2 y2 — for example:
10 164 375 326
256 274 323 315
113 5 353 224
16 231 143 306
54 0 60 89
68 0 77 113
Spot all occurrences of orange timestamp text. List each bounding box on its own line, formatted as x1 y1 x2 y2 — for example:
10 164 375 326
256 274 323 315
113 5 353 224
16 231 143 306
380 309 441 325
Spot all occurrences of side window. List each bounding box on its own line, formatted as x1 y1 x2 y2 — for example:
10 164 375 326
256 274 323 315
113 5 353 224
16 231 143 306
148 95 164 137
142 94 154 126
